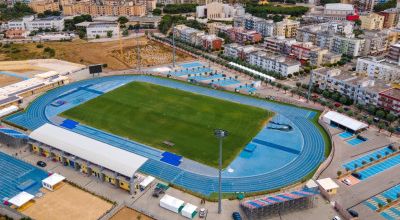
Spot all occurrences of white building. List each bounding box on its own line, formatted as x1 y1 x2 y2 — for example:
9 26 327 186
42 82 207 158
196 2 244 20
323 3 355 21
248 50 300 76
356 56 400 82
7 15 64 31
86 22 119 39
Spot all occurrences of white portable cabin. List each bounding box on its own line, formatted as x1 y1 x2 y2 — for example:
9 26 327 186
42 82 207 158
181 203 198 219
42 173 66 191
139 175 155 190
160 194 185 213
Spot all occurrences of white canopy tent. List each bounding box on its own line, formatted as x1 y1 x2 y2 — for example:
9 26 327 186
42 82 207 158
0 105 18 118
228 62 276 82
8 192 34 208
29 123 148 177
42 173 66 191
139 175 155 190
181 203 198 219
323 111 368 132
160 194 185 213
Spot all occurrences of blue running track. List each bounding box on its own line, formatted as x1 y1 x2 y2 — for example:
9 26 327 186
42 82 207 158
5 75 326 196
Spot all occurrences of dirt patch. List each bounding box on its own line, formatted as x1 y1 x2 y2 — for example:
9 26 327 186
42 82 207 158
110 207 154 220
0 74 22 87
0 38 192 70
22 183 113 220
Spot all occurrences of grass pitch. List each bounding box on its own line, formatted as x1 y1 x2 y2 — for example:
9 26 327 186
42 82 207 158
61 82 273 167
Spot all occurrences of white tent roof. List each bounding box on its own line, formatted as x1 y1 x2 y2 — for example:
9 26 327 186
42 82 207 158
317 178 339 190
229 62 276 82
160 194 185 211
8 192 34 207
29 123 148 177
139 175 155 188
0 105 18 118
305 179 318 189
182 203 197 218
323 111 368 131
42 173 65 187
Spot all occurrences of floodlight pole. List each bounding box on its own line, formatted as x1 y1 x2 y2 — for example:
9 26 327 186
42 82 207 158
307 66 314 103
136 27 141 72
214 129 228 214
172 24 176 68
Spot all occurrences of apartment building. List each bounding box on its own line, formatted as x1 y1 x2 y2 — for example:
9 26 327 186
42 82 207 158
359 13 385 31
223 43 260 60
29 0 59 13
296 21 354 44
312 67 390 106
216 26 262 44
378 8 400 29
248 50 300 76
7 15 64 31
379 88 400 115
387 43 400 64
359 30 389 56
174 25 223 50
356 56 400 81
263 36 296 54
62 2 147 17
275 19 300 38
290 42 329 66
330 35 365 57
234 14 274 37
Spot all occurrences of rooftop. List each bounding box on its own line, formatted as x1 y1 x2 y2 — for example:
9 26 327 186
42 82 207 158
324 3 354 11
317 177 339 190
380 88 400 99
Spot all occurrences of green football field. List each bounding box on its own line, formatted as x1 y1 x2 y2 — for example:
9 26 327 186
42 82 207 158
61 82 273 167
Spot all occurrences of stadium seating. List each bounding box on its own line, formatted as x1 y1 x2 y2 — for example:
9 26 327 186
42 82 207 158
363 184 400 220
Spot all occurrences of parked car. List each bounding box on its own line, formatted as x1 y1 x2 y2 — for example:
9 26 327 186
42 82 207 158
332 216 341 220
343 106 350 111
36 161 46 167
232 212 242 220
373 117 380 123
342 178 351 186
199 208 207 218
334 103 341 107
348 209 359 217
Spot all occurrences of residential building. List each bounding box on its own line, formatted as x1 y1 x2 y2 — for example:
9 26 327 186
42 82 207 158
216 26 262 44
275 19 300 38
174 24 223 49
330 35 365 57
7 15 64 31
174 24 204 44
322 52 342 64
196 2 244 20
315 31 335 49
234 14 274 37
387 43 400 64
62 2 147 17
359 13 384 31
312 67 390 105
248 50 300 76
201 34 224 51
223 43 260 60
86 22 119 38
323 3 355 21
378 8 400 29
29 0 59 13
388 28 400 44
359 30 389 56
356 56 400 81
290 42 329 66
263 36 296 54
379 88 400 115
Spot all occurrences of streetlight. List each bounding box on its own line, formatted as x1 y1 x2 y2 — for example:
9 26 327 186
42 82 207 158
214 129 228 214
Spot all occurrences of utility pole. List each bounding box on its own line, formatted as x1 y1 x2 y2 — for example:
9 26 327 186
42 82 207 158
307 66 314 103
214 129 228 214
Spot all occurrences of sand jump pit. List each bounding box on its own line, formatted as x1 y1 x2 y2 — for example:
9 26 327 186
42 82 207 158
22 183 113 220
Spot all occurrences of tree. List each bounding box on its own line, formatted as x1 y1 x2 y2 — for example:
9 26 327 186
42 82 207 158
322 90 330 98
376 110 386 119
366 117 373 125
356 103 364 112
368 105 377 115
374 0 396 12
122 29 129 36
283 86 289 94
339 96 348 105
107 31 113 38
331 92 340 101
388 127 395 137
378 122 386 132
337 170 342 176
118 16 129 26
296 82 301 89
354 19 362 26
386 113 396 124
95 34 100 39
152 8 162 16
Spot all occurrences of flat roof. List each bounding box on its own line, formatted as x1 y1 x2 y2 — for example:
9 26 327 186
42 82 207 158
8 191 34 207
42 173 65 187
380 88 400 100
324 3 354 11
29 123 148 177
317 178 339 190
323 111 368 131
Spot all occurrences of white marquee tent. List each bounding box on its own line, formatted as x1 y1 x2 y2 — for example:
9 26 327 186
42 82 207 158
8 191 34 208
160 194 185 213
182 203 198 219
323 111 368 132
